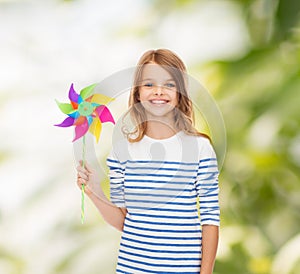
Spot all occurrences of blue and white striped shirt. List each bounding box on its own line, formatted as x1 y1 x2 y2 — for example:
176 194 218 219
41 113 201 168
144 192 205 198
107 131 220 274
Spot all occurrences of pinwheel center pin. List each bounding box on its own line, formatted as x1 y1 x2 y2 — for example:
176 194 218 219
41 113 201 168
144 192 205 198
78 101 94 116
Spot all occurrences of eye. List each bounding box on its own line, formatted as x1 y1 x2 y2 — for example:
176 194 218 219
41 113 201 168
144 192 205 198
144 82 153 87
165 82 176 88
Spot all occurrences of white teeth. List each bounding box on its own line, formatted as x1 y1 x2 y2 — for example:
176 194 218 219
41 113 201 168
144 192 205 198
151 100 167 104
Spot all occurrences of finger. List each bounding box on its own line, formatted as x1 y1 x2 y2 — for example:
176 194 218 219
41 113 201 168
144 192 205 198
77 165 86 173
78 160 89 169
78 172 89 181
78 161 93 174
82 161 93 173
77 168 90 180
78 178 87 187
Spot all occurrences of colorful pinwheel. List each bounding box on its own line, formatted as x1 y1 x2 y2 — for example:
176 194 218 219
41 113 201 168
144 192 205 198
55 83 115 223
55 83 115 142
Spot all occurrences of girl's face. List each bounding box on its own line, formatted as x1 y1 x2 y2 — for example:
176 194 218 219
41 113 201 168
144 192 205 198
138 63 178 121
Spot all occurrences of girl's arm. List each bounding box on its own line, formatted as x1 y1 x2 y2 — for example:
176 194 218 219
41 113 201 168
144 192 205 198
77 162 127 232
86 191 127 232
200 225 219 274
196 139 221 274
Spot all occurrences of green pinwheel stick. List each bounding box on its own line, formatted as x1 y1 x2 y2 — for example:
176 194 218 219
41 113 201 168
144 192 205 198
55 83 115 223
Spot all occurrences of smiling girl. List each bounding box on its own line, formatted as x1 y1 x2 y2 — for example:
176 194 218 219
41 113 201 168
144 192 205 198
77 49 220 274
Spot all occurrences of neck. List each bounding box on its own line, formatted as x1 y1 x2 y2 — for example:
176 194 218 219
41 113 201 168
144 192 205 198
145 120 177 139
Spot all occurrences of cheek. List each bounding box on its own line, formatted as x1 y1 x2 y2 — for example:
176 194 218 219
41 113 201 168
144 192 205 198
171 92 179 106
138 89 150 102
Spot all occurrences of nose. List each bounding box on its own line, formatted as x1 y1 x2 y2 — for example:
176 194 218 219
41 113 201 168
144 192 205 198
154 85 163 95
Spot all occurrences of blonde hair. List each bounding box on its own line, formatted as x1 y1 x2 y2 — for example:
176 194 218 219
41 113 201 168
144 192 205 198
125 48 209 142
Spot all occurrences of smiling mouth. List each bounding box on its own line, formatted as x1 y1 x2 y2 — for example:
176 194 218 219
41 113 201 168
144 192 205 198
149 100 169 105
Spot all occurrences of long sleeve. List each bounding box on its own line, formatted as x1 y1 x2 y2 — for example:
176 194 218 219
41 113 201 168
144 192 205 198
195 140 220 226
106 151 126 208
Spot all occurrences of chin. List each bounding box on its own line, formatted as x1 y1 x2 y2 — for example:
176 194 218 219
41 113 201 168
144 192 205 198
146 109 175 120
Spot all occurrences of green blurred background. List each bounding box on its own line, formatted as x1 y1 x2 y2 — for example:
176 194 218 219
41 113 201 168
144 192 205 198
0 0 299 273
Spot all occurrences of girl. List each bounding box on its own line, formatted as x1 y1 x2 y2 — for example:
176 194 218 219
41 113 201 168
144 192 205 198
77 49 220 274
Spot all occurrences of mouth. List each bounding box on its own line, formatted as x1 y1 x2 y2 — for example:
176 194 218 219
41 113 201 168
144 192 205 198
149 99 169 105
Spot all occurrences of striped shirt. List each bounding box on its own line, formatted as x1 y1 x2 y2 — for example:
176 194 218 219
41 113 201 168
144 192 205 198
107 131 220 274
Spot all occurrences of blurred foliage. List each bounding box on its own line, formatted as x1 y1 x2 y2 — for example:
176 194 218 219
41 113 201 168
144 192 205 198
1 0 300 273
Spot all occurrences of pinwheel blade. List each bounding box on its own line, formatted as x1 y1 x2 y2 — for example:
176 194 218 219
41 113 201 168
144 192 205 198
87 115 93 125
68 83 79 102
55 100 74 114
95 105 115 124
54 116 74 127
73 118 89 142
71 101 78 109
89 117 102 143
74 116 86 126
80 83 97 100
68 111 79 119
91 94 114 105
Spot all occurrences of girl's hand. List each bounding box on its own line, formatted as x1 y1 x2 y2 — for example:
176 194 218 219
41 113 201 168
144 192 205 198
76 161 99 196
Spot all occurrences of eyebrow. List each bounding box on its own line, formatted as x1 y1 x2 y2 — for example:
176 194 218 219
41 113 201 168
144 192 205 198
142 78 175 81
